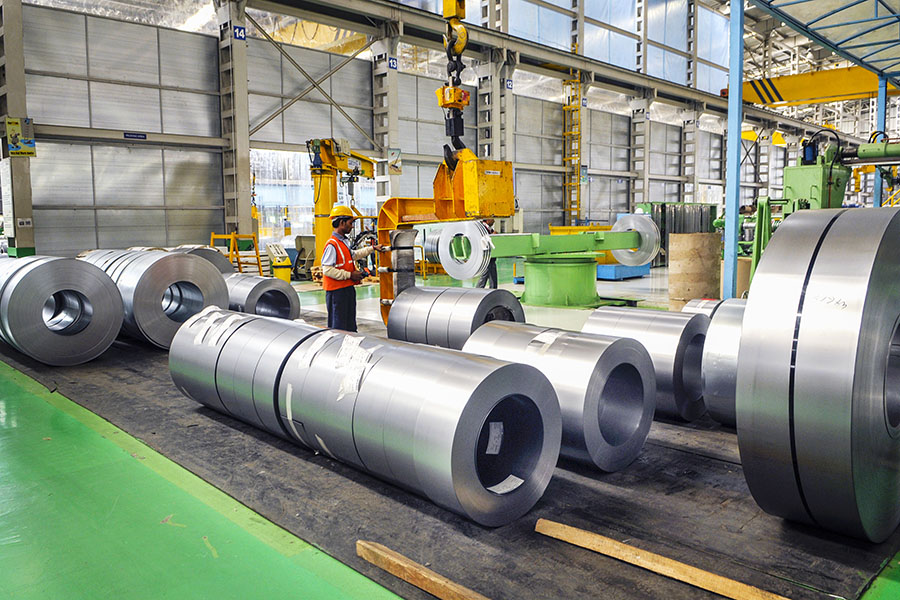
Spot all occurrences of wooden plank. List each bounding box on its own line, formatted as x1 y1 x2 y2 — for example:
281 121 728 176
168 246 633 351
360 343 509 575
535 519 790 600
356 540 491 600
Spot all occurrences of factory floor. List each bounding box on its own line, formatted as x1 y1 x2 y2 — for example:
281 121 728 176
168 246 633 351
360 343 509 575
2 266 900 599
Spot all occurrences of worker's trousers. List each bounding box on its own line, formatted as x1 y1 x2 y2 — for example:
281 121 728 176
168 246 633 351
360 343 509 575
326 286 357 332
476 258 498 289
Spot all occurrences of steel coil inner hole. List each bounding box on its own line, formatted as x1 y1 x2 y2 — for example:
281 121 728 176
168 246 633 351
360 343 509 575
483 306 514 323
161 281 204 323
682 333 706 402
255 290 293 319
884 318 900 431
448 233 472 264
598 363 644 446
475 394 543 495
42 290 93 335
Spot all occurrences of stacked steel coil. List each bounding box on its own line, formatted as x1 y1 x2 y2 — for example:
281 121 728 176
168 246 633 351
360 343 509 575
224 272 300 319
438 220 493 280
680 298 723 318
463 321 656 472
581 307 709 421
81 249 228 349
737 208 900 542
423 229 442 263
170 308 562 526
169 245 235 273
700 298 745 427
610 214 661 267
387 286 526 349
0 256 123 366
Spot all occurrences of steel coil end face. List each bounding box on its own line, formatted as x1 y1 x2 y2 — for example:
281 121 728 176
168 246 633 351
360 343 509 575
129 253 229 349
438 221 492 280
171 246 235 274
0 257 124 366
701 299 745 427
225 273 301 320
446 362 561 527
672 313 710 422
611 214 661 266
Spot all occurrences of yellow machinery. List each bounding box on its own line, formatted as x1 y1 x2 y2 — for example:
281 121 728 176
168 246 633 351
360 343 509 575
266 243 292 282
376 0 516 323
307 138 375 266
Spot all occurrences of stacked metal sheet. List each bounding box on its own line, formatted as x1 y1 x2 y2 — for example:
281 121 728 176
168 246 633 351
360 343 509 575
582 307 709 421
387 286 526 350
224 272 300 319
463 321 656 472
80 249 228 349
0 256 123 366
170 308 562 526
737 208 900 542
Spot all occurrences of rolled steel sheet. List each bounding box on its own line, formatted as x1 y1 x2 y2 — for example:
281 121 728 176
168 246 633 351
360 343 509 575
581 307 709 421
387 286 526 349
610 215 661 266
423 228 442 263
170 245 235 273
224 272 301 319
81 249 228 349
681 298 723 318
738 208 900 542
438 220 492 280
463 322 656 472
701 299 745 427
171 309 561 526
0 256 123 366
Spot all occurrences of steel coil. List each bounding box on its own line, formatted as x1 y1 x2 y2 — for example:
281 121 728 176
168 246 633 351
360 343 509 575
610 214 661 267
463 321 656 472
581 307 709 421
387 286 526 349
681 298 723 317
169 245 235 273
224 272 300 319
423 229 442 263
81 249 228 349
438 220 492 280
737 208 900 542
0 256 123 366
701 299 745 427
170 309 562 526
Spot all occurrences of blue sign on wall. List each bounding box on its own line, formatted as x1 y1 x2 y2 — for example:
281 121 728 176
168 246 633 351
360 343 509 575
233 25 246 40
388 57 398 70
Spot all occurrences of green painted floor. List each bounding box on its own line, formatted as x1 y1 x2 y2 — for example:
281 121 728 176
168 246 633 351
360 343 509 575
0 361 398 600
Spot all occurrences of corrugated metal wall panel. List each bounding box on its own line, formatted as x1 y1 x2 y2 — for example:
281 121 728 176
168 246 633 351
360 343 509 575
87 17 159 84
96 209 167 247
541 137 563 166
164 150 223 207
26 74 90 127
398 74 418 117
332 107 374 149
89 82 161 132
283 45 331 101
417 77 444 123
515 97 542 135
93 146 164 207
31 143 93 207
161 90 219 137
396 164 419 197
159 29 217 92
398 119 418 154
283 100 331 144
515 135 542 164
247 38 283 94
416 122 444 156
23 5 87 75
330 56 372 107
33 209 97 256
167 210 225 246
248 94 284 142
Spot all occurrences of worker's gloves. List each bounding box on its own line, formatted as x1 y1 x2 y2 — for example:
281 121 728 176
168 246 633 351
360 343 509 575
480 236 495 251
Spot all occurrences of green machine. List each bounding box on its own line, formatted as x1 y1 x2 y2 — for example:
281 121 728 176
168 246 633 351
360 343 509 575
745 131 900 279
447 216 660 308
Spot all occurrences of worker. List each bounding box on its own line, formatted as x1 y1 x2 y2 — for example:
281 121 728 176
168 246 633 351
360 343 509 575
321 205 385 332
476 218 498 289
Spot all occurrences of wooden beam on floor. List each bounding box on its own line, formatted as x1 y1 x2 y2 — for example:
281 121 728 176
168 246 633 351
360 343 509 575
535 519 790 600
356 540 491 600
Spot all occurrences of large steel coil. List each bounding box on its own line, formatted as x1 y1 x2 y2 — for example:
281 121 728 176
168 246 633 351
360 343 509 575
581 307 709 421
680 298 723 318
701 299 745 427
81 249 228 349
0 256 123 366
438 220 492 280
737 208 900 542
610 214 661 266
463 321 656 472
170 309 562 526
423 229 442 263
169 245 235 273
387 286 526 349
224 272 300 319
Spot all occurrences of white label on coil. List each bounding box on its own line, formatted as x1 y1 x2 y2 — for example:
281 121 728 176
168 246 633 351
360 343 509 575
295 331 337 368
486 421 503 455
335 335 365 367
487 474 524 495
284 383 303 441
315 434 335 459
526 330 563 355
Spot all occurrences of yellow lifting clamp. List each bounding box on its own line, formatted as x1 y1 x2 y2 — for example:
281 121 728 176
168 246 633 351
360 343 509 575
436 86 470 110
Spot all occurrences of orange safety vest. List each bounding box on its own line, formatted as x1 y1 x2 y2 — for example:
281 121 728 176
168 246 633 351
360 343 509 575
322 235 356 291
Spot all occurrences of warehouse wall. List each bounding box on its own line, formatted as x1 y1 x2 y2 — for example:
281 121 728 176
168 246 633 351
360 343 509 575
23 5 223 255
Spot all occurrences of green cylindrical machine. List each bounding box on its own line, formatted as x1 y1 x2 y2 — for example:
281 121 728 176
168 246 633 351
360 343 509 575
519 254 601 308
